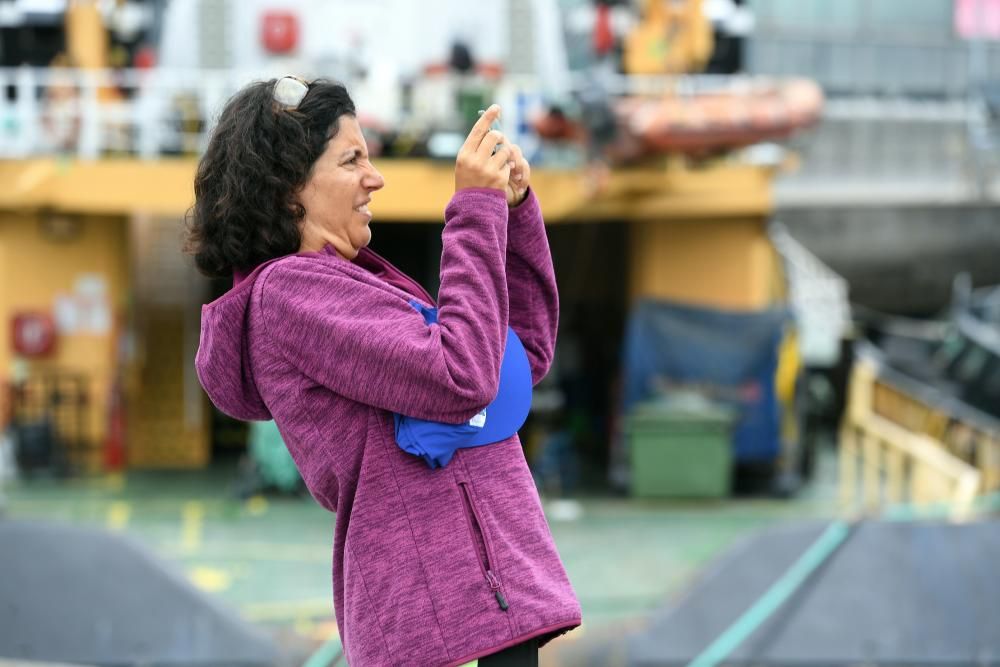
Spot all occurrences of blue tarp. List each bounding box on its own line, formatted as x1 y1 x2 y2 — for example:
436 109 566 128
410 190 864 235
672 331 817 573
622 299 790 462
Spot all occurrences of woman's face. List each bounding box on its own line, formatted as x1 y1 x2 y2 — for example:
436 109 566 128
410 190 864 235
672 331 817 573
298 115 385 259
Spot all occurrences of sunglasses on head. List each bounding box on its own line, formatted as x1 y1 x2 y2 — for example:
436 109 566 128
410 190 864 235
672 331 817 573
273 75 309 110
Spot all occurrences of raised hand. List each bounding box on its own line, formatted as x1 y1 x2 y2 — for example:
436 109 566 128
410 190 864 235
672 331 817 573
455 105 512 194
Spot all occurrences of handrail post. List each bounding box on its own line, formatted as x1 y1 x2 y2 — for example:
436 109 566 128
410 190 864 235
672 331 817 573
78 70 101 159
15 67 39 158
136 69 160 160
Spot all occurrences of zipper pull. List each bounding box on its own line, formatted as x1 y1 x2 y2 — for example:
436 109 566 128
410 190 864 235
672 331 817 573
486 570 509 612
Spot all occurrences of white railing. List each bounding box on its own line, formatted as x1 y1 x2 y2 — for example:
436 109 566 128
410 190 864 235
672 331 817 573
0 67 560 160
4 66 647 161
776 95 1000 205
770 221 850 367
0 67 794 162
4 64 997 201
0 67 246 159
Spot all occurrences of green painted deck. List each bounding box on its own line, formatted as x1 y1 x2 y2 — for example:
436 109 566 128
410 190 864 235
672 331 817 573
1 447 840 665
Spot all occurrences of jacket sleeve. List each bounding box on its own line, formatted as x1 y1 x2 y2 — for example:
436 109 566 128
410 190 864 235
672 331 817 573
506 188 559 385
258 189 509 424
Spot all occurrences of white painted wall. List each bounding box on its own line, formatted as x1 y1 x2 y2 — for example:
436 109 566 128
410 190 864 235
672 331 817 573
160 0 510 77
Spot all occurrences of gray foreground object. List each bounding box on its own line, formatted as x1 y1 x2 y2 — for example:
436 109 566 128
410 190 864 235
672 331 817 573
0 520 279 666
630 520 1000 666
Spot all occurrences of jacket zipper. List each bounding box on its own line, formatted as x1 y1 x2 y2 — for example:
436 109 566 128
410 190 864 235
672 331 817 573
486 569 509 611
459 482 509 612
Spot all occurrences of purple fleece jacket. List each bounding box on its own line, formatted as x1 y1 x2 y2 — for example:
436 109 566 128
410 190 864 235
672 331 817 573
195 188 581 666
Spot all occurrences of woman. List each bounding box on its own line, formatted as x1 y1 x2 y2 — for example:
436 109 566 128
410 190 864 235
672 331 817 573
187 77 581 666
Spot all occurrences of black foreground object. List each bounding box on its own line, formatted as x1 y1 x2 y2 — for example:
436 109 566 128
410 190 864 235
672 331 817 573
0 520 279 666
630 520 1000 666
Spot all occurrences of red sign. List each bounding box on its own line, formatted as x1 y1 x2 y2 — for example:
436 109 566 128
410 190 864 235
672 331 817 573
261 11 299 54
12 312 56 357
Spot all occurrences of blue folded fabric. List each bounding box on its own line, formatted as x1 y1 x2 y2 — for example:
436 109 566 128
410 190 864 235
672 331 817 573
394 302 533 468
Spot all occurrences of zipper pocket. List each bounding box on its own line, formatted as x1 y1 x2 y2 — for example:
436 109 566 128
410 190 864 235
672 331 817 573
458 482 509 612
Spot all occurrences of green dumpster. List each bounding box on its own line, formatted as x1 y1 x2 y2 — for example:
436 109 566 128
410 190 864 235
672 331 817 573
626 399 735 498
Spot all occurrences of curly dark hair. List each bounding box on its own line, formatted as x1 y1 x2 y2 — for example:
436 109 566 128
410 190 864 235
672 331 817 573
184 78 356 277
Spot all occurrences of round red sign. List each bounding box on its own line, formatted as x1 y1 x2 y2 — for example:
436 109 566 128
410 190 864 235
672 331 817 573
12 313 56 357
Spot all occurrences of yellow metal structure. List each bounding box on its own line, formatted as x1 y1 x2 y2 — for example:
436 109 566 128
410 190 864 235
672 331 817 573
839 357 999 520
0 156 777 470
0 209 128 472
125 215 211 469
65 0 109 70
0 160 196 217
0 158 770 222
629 217 779 309
867 362 1000 493
623 0 714 75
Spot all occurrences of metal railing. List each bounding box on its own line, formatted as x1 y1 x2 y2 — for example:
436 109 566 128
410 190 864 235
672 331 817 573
839 347 1000 519
747 0 999 97
0 66 586 161
839 357 985 520
776 95 1000 205
3 65 998 205
0 67 239 160
747 36 992 97
0 66 797 162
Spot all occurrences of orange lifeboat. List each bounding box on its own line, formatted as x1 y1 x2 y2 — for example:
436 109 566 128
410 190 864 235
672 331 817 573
533 78 824 160
619 78 824 156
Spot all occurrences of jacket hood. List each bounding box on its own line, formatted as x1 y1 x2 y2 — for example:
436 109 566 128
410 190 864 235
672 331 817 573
195 258 288 421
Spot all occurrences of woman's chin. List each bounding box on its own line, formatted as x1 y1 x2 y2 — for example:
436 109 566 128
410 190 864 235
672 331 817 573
355 227 373 251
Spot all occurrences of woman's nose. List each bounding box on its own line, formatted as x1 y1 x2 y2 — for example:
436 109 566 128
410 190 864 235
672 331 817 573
364 164 385 191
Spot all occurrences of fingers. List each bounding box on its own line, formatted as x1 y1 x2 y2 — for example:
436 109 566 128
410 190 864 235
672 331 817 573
454 106 526 193
499 160 512 184
488 140 512 168
477 129 507 159
517 156 530 183
461 104 501 155
508 143 528 182
454 133 512 193
508 142 523 164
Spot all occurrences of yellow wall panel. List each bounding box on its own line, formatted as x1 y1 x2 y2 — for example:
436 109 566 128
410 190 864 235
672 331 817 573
629 217 777 310
0 158 771 223
0 210 128 468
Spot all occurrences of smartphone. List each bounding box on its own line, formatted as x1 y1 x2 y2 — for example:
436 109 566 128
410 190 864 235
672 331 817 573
478 109 503 155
